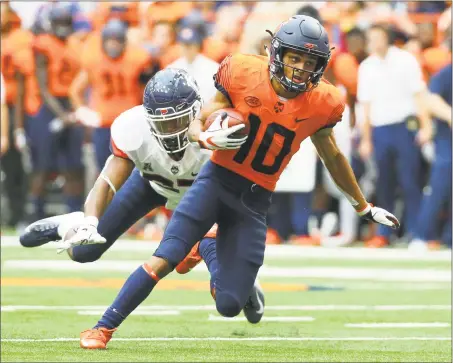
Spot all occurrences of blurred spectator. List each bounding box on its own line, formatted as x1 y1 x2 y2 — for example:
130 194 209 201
1 1 30 227
167 27 219 104
146 1 193 28
357 24 431 247
203 3 247 63
70 19 155 172
1 73 8 156
90 2 139 31
149 21 179 68
410 62 452 251
31 3 85 221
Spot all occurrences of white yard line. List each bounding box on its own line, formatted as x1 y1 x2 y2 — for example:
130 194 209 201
2 337 451 342
77 310 180 316
4 260 450 282
208 315 315 322
346 322 451 328
1 236 450 261
2 305 451 312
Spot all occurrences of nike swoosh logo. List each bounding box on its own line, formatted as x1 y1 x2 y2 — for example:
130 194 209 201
191 172 198 177
255 288 264 314
295 117 309 123
206 137 219 148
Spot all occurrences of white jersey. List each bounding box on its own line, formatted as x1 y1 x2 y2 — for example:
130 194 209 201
110 105 212 210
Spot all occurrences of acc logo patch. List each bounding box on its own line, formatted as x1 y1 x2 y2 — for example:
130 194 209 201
274 101 285 113
244 96 262 108
171 165 179 174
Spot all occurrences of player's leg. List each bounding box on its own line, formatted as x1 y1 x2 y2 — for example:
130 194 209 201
26 103 57 221
213 185 270 322
394 123 422 239
59 97 85 214
92 126 112 172
81 164 219 347
69 168 167 262
412 134 452 247
369 125 396 244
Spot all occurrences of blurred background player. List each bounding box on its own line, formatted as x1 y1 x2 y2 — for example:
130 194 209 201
70 19 155 172
357 24 432 247
0 2 30 228
167 26 219 104
410 62 452 251
1 73 8 156
31 3 84 222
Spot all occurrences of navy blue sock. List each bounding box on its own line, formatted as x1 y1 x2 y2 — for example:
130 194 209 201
95 264 159 329
199 238 218 293
31 196 45 221
65 195 83 213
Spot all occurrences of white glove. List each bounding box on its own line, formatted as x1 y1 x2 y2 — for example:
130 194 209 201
198 112 247 150
358 204 400 230
56 217 106 254
75 106 101 128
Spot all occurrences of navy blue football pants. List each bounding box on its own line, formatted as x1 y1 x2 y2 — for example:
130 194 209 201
415 122 452 245
70 168 167 262
154 161 271 317
372 122 422 239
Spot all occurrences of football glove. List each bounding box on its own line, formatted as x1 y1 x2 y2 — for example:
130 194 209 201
358 204 400 229
198 113 247 150
56 217 106 254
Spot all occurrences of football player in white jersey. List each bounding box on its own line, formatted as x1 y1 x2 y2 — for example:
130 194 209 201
19 69 265 341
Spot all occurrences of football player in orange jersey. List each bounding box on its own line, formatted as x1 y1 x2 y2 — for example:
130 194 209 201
80 15 400 347
70 19 156 171
0 2 31 227
32 3 84 221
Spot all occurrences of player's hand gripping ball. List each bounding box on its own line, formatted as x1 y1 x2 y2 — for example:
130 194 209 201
198 108 249 150
204 109 250 139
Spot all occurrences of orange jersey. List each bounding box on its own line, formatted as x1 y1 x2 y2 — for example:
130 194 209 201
332 52 359 97
0 28 33 104
211 54 344 191
12 46 42 115
33 34 81 98
82 42 151 127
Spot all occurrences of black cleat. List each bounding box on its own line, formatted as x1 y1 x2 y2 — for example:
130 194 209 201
243 280 265 324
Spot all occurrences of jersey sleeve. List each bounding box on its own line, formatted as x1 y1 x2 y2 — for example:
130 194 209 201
110 138 130 160
213 54 234 104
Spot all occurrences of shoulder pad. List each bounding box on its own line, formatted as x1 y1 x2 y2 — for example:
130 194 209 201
110 106 147 152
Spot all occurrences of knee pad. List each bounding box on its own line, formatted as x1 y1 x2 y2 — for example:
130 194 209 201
68 246 102 263
215 292 242 318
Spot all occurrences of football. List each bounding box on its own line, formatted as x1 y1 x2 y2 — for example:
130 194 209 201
204 108 249 138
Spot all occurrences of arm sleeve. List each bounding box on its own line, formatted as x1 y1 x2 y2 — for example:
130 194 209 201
213 54 234 105
326 101 346 128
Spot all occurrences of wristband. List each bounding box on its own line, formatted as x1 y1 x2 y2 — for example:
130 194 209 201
356 204 372 217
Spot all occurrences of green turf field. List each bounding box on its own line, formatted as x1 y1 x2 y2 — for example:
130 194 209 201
1 236 451 362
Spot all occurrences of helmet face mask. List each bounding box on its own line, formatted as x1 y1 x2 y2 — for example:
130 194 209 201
49 4 74 40
145 101 201 154
268 15 331 94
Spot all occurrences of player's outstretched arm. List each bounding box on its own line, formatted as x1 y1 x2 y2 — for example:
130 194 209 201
188 90 244 150
57 155 134 253
311 128 400 229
